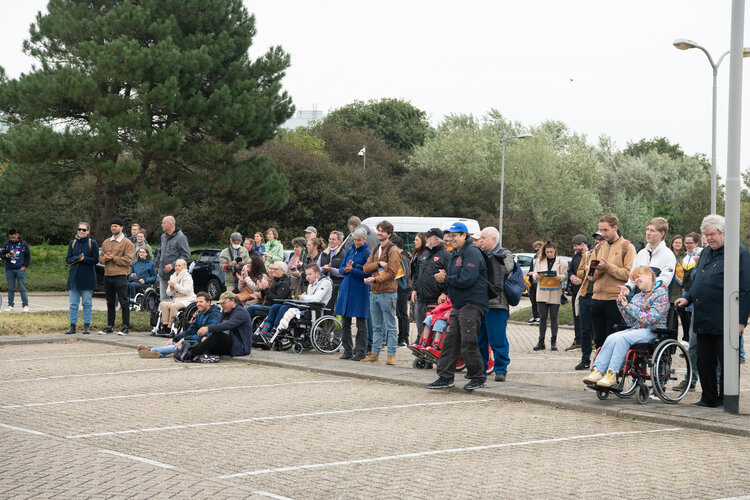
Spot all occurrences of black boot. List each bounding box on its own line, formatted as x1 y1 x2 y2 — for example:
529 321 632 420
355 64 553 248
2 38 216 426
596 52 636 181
550 336 558 351
533 336 545 351
64 324 76 335
82 324 90 334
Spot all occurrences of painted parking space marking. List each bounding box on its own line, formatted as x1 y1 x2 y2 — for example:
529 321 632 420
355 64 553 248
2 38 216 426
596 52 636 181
99 449 177 470
0 422 50 436
0 365 212 384
219 428 684 478
66 399 492 439
1 379 353 409
251 491 295 500
0 352 131 362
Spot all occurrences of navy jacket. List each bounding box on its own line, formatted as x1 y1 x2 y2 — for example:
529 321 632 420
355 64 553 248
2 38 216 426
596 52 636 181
129 259 157 285
414 243 450 303
685 244 750 335
445 239 489 312
1 238 31 271
66 237 100 291
177 305 221 342
206 304 253 356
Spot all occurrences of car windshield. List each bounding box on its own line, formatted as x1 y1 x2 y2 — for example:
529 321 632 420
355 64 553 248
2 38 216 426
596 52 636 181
196 252 217 263
516 255 533 267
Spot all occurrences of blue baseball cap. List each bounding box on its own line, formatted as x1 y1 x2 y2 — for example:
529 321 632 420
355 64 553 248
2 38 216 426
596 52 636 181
444 222 469 234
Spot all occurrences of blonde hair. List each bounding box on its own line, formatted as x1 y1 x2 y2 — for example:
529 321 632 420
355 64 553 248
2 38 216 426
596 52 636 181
630 265 657 299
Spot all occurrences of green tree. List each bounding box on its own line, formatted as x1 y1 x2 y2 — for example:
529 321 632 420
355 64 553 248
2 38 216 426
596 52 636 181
624 137 686 160
0 0 294 241
321 98 432 152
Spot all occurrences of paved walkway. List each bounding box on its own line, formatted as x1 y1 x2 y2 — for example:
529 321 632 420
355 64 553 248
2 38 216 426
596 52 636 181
4 319 750 438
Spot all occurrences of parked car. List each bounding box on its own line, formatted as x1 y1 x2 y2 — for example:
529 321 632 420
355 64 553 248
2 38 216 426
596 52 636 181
188 248 225 300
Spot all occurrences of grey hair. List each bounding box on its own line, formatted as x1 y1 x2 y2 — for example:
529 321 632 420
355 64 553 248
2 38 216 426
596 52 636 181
230 232 242 242
276 261 288 273
481 227 499 242
352 228 367 240
78 222 90 230
700 214 725 234
175 258 187 267
330 230 344 242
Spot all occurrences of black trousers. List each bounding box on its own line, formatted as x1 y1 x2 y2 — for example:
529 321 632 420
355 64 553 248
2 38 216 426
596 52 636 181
104 275 129 327
678 309 692 342
590 299 622 348
529 280 539 318
437 304 485 382
697 334 724 406
571 291 581 343
396 289 410 343
341 316 367 357
537 302 559 343
192 332 234 358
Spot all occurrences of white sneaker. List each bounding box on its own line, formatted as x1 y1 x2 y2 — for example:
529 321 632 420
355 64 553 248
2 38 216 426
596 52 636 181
22 306 29 313
6 306 13 312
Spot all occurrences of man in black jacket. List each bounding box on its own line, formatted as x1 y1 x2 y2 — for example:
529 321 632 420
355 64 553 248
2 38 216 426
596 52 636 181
412 228 451 333
676 214 750 408
565 234 589 351
194 291 252 360
427 222 489 391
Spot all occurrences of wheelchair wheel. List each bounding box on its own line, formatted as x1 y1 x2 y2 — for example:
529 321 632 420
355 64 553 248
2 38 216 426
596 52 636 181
142 288 160 313
179 302 199 332
310 315 343 354
636 380 650 405
413 358 426 369
614 372 637 398
596 388 609 400
651 339 692 404
291 342 304 355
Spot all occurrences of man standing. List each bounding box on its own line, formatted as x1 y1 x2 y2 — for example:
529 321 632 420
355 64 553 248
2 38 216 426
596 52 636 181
361 220 402 365
98 218 135 335
476 227 513 382
564 234 588 351
589 214 635 348
574 234 598 370
621 217 675 294
411 228 450 332
427 222 489 391
1 229 31 312
129 223 140 244
676 215 750 408
156 216 191 300
527 240 544 324
304 226 317 241
219 232 250 293
342 216 380 254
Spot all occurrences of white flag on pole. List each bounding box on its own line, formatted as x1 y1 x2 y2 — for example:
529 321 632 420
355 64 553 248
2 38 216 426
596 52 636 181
357 147 366 156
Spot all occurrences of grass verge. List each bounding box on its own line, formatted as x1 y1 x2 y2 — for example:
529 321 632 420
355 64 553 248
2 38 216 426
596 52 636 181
0 310 152 336
509 301 574 325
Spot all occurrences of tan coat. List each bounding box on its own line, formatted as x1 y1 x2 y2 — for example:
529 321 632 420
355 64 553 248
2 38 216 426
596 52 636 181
534 256 568 305
362 242 401 294
99 236 135 276
590 236 636 301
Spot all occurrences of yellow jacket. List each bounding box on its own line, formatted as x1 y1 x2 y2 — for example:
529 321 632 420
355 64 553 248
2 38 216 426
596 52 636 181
589 236 636 301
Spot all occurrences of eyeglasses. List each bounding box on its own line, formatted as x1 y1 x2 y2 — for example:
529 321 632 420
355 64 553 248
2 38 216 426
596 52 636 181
77 228 88 232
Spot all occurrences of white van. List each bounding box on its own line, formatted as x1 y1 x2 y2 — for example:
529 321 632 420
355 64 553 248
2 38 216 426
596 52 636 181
361 216 481 253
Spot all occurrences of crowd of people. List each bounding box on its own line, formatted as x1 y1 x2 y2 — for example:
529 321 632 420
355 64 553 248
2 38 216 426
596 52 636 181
2 210 747 405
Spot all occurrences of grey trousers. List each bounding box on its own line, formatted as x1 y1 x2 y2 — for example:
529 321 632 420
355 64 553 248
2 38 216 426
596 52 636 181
341 316 368 357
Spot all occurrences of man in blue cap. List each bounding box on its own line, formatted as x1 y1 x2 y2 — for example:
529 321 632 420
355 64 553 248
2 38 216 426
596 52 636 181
427 221 489 391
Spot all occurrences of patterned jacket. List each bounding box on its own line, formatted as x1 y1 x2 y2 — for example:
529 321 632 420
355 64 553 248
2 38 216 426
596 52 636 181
616 283 669 330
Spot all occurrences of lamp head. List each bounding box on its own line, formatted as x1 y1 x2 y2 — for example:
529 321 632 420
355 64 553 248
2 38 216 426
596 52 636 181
673 38 698 51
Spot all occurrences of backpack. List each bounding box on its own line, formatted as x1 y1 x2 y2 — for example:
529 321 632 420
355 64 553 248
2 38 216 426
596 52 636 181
174 339 199 362
482 250 524 306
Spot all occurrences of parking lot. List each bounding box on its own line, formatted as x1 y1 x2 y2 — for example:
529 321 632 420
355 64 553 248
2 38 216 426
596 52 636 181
2 341 750 499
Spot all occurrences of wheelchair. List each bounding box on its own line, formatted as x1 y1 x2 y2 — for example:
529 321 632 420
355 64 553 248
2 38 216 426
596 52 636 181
132 283 160 312
586 305 693 405
253 299 343 355
149 300 198 338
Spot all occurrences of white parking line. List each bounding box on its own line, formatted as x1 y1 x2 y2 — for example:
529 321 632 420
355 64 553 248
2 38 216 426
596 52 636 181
66 399 491 439
251 491 295 500
0 352 131 362
218 427 683 478
0 365 210 384
99 449 176 470
509 371 581 375
0 422 49 436
1 379 353 409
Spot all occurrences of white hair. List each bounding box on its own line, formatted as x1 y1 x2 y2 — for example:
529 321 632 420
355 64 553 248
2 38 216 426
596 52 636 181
700 214 725 234
481 227 499 243
276 261 288 273
175 258 187 267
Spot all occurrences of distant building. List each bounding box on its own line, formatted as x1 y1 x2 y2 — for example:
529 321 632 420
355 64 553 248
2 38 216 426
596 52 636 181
282 108 325 131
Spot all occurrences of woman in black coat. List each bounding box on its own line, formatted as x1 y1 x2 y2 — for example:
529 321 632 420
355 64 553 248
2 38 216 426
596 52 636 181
65 222 100 335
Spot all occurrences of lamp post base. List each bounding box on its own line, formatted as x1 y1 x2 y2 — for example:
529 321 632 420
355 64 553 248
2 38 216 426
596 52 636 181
724 394 739 415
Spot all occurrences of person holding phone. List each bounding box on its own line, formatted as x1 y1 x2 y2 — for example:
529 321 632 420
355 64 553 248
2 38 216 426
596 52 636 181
530 241 567 351
64 222 99 334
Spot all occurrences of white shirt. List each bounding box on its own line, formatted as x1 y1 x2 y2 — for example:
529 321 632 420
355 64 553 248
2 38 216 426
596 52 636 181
109 233 125 243
626 240 675 290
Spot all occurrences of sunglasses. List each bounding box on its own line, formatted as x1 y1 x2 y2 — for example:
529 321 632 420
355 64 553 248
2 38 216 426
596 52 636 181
77 228 88 232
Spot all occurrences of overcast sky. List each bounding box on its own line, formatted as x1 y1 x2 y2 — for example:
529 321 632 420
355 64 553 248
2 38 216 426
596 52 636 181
3 1 750 179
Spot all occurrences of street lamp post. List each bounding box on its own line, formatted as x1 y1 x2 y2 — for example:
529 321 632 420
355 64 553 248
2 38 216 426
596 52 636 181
498 133 532 247
673 39 750 214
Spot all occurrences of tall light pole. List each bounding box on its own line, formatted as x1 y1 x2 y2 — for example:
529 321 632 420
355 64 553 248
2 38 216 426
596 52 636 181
673 39 750 214
498 133 532 247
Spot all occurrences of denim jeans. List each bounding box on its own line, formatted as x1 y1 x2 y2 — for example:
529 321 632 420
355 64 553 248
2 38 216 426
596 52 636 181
151 344 178 358
69 289 94 325
593 327 655 374
6 269 28 307
478 308 510 374
245 304 270 321
370 292 398 355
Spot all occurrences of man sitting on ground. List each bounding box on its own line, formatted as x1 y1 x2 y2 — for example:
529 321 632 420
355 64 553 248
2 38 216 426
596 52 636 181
139 292 220 358
192 291 253 361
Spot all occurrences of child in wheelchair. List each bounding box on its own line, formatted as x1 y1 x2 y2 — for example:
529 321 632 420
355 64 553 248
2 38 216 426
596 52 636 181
583 266 669 388
408 299 452 363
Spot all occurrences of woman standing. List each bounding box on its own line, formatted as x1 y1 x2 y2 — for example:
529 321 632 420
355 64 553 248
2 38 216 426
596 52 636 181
286 237 306 297
264 228 283 270
252 232 266 257
531 241 568 351
410 233 426 282
133 230 153 262
669 234 684 302
65 222 100 335
335 228 371 361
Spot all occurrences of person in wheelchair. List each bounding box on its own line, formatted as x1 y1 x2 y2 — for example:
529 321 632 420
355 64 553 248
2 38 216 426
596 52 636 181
158 258 196 335
139 292 220 358
583 266 670 388
256 263 333 337
245 261 291 321
128 247 157 308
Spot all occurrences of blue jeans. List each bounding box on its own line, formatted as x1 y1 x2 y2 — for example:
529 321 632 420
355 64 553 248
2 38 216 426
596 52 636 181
593 327 655 374
263 304 293 329
128 282 148 299
245 304 270 321
370 292 398 356
478 308 510 374
151 344 178 358
6 269 28 307
69 289 94 325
